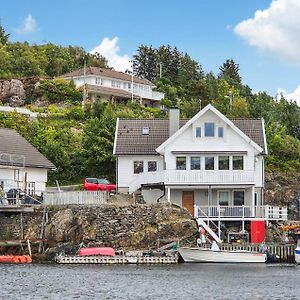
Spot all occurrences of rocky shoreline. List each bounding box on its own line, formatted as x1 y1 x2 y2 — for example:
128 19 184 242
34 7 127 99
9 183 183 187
0 204 198 261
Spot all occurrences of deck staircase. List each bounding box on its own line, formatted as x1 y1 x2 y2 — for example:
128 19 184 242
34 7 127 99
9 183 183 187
197 218 222 244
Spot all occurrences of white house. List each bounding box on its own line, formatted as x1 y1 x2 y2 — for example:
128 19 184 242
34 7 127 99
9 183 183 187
113 105 287 242
62 67 164 108
0 128 55 196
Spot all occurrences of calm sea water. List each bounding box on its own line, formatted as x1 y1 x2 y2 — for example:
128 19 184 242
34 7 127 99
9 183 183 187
2 263 299 300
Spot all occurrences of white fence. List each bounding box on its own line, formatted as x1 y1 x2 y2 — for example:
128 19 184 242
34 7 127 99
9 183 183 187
43 191 109 206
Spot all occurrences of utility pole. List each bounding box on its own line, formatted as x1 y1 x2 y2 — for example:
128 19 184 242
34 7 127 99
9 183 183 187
225 91 233 110
159 62 162 78
82 58 87 107
131 60 134 102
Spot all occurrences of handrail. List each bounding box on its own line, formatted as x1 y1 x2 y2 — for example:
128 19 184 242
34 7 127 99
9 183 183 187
195 205 220 231
195 205 288 220
128 169 256 193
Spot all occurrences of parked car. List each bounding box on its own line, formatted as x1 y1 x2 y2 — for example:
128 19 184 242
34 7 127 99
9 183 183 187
83 178 116 192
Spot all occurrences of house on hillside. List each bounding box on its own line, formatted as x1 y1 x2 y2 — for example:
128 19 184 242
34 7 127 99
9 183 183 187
62 67 164 108
0 128 55 196
113 104 287 242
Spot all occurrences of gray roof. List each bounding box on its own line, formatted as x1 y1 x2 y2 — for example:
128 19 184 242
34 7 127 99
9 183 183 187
0 128 55 169
114 118 266 155
63 67 153 86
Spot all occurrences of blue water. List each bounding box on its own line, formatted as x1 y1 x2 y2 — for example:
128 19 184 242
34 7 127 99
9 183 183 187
2 263 299 300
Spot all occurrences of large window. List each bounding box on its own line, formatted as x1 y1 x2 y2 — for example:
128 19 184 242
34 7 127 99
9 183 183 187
205 123 215 137
205 156 215 170
218 156 229 170
134 161 144 174
176 157 186 170
195 127 201 138
190 156 201 170
148 161 157 172
233 156 244 170
233 191 244 206
219 191 230 206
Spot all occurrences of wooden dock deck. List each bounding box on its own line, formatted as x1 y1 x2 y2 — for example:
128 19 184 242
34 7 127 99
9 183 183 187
56 254 178 264
0 205 35 213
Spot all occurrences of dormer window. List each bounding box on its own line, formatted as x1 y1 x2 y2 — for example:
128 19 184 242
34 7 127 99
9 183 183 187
142 127 149 135
205 123 215 137
195 127 201 138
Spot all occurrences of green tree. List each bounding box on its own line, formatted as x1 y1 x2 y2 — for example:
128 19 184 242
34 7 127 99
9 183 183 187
218 59 242 86
133 45 158 81
0 23 9 44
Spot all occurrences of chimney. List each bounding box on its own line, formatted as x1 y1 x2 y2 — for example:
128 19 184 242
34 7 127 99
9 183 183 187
169 108 180 136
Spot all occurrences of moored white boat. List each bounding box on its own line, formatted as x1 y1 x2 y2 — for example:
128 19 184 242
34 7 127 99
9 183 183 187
178 246 266 263
295 239 300 264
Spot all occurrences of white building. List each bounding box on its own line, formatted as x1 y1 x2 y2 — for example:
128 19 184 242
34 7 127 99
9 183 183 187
113 105 287 242
0 128 55 196
62 67 164 108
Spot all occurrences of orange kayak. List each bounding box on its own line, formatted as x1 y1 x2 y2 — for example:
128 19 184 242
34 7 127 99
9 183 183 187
0 255 32 263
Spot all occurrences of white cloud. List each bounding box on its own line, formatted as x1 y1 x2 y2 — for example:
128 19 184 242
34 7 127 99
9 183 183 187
234 0 300 63
90 37 131 72
277 86 300 105
15 14 38 34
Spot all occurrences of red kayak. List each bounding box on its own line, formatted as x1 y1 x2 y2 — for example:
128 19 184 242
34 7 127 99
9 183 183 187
78 247 116 257
0 255 32 263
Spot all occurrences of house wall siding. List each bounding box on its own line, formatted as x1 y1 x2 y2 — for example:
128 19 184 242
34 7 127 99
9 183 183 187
164 110 260 174
167 188 253 207
117 155 163 192
0 166 48 195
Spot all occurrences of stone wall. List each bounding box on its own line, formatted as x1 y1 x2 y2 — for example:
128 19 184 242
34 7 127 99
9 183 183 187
0 204 198 251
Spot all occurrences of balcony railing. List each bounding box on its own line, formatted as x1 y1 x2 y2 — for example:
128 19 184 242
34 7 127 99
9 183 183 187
164 170 255 185
129 170 255 192
195 205 288 221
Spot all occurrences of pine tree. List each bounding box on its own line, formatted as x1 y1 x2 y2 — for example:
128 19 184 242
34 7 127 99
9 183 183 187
133 45 157 81
218 59 241 85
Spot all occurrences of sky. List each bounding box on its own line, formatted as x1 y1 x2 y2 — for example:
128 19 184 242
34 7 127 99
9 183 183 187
1 0 300 104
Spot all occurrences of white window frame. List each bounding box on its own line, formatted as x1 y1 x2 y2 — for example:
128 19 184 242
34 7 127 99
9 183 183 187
232 190 245 206
218 190 230 206
27 182 36 196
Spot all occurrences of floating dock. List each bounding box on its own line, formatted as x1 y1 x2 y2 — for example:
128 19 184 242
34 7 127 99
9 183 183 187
55 254 178 264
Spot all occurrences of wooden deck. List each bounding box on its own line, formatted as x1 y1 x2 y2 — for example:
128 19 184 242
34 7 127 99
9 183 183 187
56 254 178 264
0 205 35 213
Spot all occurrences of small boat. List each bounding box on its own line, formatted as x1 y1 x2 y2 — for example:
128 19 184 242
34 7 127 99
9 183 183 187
78 247 116 257
178 242 266 263
0 255 32 264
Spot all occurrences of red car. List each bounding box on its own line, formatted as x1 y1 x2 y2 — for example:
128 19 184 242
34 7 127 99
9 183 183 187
83 178 116 192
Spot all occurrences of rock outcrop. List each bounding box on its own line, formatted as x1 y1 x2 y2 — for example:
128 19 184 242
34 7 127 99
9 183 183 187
0 204 198 253
265 172 300 220
0 79 26 106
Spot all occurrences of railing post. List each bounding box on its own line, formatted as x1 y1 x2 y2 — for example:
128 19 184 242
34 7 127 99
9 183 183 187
242 205 245 220
265 205 269 225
